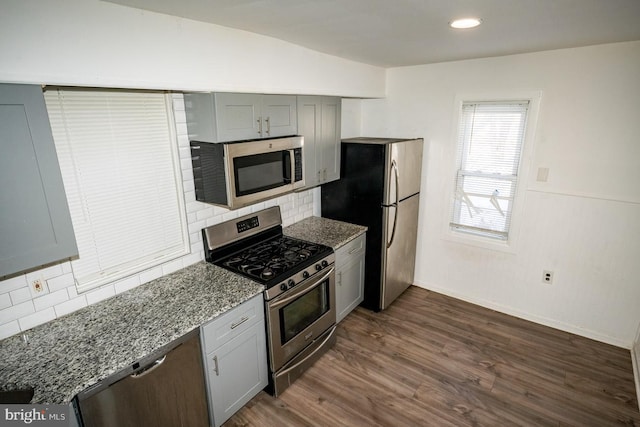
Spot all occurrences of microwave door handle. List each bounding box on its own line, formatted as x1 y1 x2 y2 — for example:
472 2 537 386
289 149 296 184
282 150 293 184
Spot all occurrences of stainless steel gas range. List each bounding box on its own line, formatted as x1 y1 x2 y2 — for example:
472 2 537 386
202 206 336 396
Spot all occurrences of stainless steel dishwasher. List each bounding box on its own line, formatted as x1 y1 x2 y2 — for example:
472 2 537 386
76 329 209 427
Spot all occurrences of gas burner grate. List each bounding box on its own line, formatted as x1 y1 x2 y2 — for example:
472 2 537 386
220 237 326 283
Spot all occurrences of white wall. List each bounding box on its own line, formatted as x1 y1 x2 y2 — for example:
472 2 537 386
341 99 364 138
0 0 385 97
361 41 640 348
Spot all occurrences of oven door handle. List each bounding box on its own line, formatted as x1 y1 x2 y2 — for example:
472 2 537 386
270 267 334 310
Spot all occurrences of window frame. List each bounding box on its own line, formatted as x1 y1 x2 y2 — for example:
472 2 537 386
442 92 541 252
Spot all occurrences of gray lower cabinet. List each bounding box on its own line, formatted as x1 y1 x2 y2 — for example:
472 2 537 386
200 294 268 427
184 92 297 143
335 234 366 323
297 96 341 187
0 84 77 279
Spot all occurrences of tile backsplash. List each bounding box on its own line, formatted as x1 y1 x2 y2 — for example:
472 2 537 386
0 93 317 340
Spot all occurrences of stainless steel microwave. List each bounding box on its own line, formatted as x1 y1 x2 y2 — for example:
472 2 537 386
190 136 304 209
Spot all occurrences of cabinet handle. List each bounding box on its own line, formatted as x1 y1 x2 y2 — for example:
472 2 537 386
130 355 166 378
323 168 327 181
257 116 262 135
212 355 219 376
338 271 342 286
231 316 249 329
265 116 270 135
348 246 363 255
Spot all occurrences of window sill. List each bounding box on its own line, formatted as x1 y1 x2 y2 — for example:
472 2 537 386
441 228 517 254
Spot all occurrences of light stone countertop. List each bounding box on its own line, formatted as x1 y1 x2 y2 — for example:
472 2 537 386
0 262 263 404
284 216 367 249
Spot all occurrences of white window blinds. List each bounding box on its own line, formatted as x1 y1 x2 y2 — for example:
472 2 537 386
450 101 529 240
45 89 188 291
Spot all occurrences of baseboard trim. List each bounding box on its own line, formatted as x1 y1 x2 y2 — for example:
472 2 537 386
413 280 630 349
632 344 640 410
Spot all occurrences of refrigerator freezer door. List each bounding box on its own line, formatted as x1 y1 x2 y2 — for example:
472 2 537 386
381 194 420 310
383 139 424 206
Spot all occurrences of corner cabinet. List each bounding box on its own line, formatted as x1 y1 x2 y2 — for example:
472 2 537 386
184 92 297 143
0 84 77 279
335 233 366 323
200 294 268 427
297 96 341 187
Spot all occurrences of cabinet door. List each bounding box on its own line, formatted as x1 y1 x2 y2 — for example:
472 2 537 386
205 322 268 427
297 96 321 187
214 93 263 142
184 92 218 143
261 95 297 138
0 84 77 278
318 97 341 183
336 234 366 323
296 96 341 187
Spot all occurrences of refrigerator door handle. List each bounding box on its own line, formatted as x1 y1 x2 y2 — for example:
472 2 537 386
387 160 400 248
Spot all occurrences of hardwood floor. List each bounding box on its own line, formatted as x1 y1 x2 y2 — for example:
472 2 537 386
224 286 640 426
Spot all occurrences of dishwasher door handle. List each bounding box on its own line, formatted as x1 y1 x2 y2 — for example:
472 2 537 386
130 355 167 378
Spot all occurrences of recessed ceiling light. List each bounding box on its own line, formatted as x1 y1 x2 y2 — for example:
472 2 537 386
449 18 482 29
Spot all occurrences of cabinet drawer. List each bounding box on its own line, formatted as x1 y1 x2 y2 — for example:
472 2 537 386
201 294 264 354
336 234 366 268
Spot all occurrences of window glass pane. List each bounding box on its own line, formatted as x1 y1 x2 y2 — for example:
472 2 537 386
451 101 529 240
462 105 527 175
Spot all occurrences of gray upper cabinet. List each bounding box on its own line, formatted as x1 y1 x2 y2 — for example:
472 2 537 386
297 96 341 187
184 92 297 143
260 95 299 139
0 84 77 279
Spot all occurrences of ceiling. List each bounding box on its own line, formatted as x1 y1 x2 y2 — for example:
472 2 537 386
105 0 640 67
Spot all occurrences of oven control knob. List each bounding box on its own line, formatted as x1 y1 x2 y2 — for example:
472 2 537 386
280 283 288 291
302 271 310 279
321 260 329 268
287 279 296 289
315 264 322 271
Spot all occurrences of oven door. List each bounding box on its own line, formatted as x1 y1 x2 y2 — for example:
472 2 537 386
266 266 336 371
226 137 304 208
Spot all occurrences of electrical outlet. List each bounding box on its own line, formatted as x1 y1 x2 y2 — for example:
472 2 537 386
542 270 554 284
29 276 49 298
32 279 45 293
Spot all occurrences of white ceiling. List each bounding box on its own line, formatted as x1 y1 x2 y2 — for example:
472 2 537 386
105 0 640 67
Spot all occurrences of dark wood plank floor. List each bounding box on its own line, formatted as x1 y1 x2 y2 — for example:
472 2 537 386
224 286 640 426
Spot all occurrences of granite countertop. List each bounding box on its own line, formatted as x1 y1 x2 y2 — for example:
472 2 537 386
0 262 263 404
284 216 367 249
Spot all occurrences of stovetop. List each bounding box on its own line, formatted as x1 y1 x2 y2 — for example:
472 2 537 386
215 235 332 286
201 206 334 299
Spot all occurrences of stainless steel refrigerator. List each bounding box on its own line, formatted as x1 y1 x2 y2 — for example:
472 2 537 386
321 137 423 311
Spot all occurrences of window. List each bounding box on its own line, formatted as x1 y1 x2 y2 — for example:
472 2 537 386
45 89 188 291
450 101 530 241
